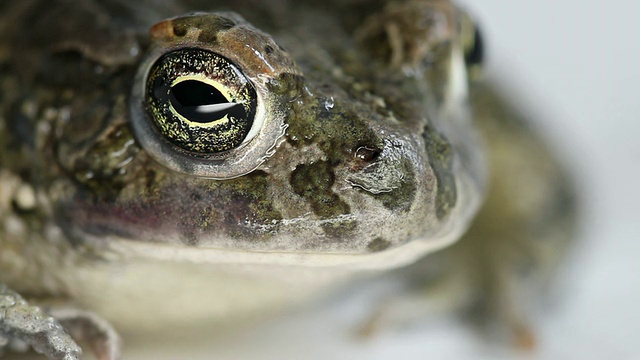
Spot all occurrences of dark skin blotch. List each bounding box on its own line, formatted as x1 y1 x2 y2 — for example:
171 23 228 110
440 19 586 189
371 159 417 212
172 23 187 37
290 161 351 219
367 237 391 252
198 30 218 44
170 16 237 44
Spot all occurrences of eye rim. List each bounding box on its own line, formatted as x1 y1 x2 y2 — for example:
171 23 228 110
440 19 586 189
130 45 286 180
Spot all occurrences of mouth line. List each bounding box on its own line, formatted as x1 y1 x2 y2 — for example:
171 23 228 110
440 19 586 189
101 218 464 271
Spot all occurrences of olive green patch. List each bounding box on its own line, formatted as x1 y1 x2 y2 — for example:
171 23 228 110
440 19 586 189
371 159 417 212
367 237 391 252
290 161 351 219
266 73 302 103
321 218 358 239
282 80 382 165
422 124 456 219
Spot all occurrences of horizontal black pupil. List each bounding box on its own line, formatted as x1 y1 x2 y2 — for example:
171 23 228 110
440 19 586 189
172 80 225 106
169 80 246 123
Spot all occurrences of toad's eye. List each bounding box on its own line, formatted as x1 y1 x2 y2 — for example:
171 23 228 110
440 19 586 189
464 24 484 71
460 13 484 80
146 49 259 154
130 13 297 179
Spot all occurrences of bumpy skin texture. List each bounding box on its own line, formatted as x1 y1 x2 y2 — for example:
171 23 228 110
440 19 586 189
0 0 484 256
0 285 81 360
0 0 575 358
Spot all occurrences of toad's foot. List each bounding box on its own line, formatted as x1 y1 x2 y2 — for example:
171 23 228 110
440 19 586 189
0 284 122 360
0 284 82 360
50 308 122 360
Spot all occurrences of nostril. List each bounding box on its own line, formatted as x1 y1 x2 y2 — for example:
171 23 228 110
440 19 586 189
354 146 382 162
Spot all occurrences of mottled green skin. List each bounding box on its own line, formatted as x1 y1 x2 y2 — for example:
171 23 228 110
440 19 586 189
0 0 483 255
0 0 576 358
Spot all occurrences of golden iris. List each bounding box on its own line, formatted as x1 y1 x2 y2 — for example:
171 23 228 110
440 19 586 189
146 49 258 154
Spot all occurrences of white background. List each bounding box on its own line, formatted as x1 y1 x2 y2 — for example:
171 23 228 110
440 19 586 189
131 1 639 359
